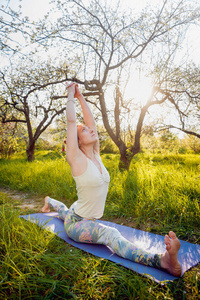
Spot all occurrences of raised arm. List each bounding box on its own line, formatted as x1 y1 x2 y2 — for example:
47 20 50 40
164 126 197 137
65 83 80 162
75 85 100 154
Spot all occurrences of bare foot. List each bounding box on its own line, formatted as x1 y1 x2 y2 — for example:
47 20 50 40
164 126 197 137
41 196 50 213
161 231 182 276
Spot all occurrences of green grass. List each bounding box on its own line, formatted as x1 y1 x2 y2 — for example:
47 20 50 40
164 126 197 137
0 151 200 299
104 153 200 242
0 151 77 206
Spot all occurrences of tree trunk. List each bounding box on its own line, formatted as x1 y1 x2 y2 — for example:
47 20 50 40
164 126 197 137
119 146 141 171
119 153 131 171
26 141 35 161
118 144 131 171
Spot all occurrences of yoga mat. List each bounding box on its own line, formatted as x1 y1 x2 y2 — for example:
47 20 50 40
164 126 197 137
21 212 200 284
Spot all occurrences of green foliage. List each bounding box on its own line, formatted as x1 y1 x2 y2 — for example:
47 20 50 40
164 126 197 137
159 131 179 151
183 135 200 154
140 131 200 156
35 137 58 151
0 122 27 158
100 137 119 154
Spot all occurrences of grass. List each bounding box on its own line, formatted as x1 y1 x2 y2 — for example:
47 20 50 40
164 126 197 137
0 151 200 299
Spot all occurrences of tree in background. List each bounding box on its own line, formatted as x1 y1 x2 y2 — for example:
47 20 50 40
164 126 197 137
0 56 69 161
159 130 179 153
0 122 16 158
151 63 200 139
38 0 199 169
182 135 200 154
0 0 39 55
1 0 199 167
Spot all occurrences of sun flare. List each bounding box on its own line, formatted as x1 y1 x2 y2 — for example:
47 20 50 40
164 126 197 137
125 76 153 106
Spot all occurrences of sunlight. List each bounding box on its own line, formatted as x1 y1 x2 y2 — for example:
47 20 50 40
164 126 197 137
125 75 153 106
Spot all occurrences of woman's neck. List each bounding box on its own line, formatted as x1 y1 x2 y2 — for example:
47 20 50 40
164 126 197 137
80 146 95 160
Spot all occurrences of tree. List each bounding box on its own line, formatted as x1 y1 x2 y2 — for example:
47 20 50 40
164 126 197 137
183 135 200 153
0 0 34 55
0 56 69 161
159 130 179 152
151 63 200 139
40 0 199 169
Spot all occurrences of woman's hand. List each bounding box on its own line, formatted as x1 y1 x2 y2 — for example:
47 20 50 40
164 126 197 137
74 84 82 98
66 82 82 99
66 82 77 95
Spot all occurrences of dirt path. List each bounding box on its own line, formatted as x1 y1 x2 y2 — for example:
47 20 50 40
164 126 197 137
0 187 43 212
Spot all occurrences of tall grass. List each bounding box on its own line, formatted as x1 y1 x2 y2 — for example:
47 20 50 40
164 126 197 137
0 151 199 241
0 151 77 206
104 153 200 241
1 194 199 300
0 151 200 299
0 195 170 300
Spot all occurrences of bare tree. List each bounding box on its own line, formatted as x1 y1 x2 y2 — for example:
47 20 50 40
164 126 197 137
0 57 69 161
0 0 50 57
1 0 199 167
151 63 200 139
40 0 199 169
0 0 33 55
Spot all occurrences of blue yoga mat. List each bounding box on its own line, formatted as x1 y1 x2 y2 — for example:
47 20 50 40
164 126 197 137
21 212 200 284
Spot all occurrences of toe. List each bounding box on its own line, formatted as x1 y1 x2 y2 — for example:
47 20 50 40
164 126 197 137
165 235 170 243
169 231 177 240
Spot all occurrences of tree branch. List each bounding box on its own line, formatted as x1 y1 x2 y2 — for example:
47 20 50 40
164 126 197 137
167 125 200 138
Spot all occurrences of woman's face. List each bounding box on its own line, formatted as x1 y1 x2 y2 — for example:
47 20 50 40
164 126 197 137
77 124 97 147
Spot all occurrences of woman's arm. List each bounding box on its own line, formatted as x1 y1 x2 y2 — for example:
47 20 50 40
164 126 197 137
75 85 100 154
65 84 79 161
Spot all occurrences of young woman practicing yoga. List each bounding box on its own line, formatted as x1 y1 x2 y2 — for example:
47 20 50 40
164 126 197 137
42 82 182 277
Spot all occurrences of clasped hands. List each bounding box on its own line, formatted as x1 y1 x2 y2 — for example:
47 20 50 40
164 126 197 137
66 82 81 98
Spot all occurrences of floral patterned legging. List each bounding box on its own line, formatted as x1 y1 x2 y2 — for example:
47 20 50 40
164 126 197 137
46 197 161 269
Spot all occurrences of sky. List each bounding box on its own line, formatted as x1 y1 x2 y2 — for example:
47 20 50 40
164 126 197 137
18 0 158 19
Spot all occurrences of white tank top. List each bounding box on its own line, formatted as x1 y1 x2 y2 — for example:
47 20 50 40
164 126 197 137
71 154 110 219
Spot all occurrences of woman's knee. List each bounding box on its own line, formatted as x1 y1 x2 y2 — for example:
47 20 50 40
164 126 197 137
104 226 121 238
96 224 122 244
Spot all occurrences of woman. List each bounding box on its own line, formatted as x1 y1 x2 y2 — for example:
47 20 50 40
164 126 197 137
42 82 182 277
